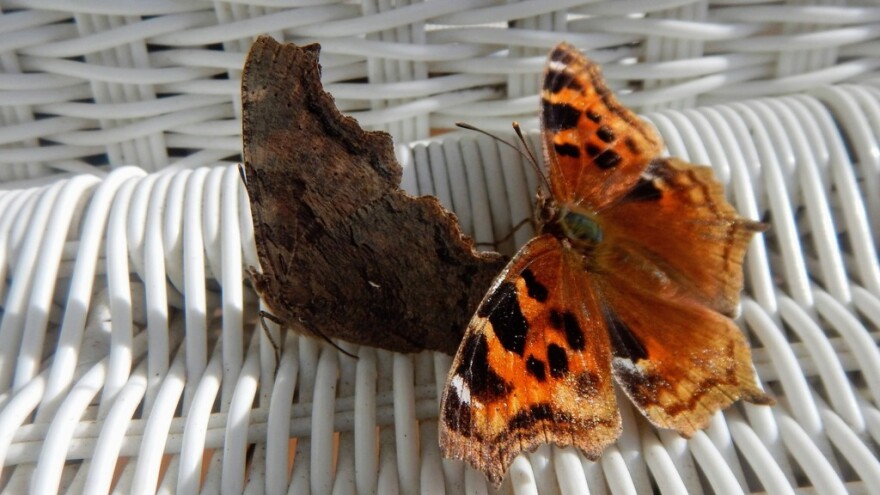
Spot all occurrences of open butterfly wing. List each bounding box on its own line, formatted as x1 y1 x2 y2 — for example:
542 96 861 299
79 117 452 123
439 235 620 487
599 261 773 434
602 157 766 316
541 43 663 210
593 157 772 431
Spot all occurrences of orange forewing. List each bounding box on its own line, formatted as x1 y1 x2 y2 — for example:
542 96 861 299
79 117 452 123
440 235 619 487
440 42 772 488
541 45 662 210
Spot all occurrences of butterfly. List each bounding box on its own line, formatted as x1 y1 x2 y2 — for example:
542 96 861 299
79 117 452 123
241 36 506 357
439 42 774 487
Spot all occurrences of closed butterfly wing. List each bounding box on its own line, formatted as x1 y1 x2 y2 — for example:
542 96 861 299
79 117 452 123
241 36 507 355
439 235 619 488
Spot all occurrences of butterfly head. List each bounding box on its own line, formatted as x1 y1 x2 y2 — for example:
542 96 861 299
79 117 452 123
538 193 603 250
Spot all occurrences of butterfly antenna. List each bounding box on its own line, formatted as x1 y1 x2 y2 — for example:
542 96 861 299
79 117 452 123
512 121 552 194
455 122 551 194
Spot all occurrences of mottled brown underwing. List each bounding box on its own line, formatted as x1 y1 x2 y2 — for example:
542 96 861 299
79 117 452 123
241 36 507 355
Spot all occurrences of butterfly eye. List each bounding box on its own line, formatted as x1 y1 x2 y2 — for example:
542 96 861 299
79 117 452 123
561 210 603 244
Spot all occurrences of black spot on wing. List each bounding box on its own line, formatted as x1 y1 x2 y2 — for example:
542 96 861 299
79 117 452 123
553 142 581 158
542 100 581 132
596 125 616 143
585 144 601 157
574 371 600 395
605 309 649 361
547 344 569 378
454 333 512 401
621 177 662 202
550 310 586 351
549 46 574 64
586 110 602 123
624 136 640 155
521 268 548 302
594 150 621 169
442 385 475 437
526 355 546 381
545 70 583 94
507 403 557 431
478 282 528 356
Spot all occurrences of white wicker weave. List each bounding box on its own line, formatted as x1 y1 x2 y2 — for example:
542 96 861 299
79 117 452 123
1 1 879 494
2 1 880 180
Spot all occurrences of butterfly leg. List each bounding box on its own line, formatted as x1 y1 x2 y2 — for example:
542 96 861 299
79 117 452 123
259 310 283 374
476 217 534 250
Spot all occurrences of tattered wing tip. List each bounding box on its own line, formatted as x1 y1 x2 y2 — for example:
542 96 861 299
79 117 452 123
439 427 524 489
743 387 776 406
742 218 769 233
440 420 621 489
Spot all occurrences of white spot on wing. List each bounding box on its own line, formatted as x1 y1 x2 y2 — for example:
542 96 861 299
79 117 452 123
612 356 642 375
450 374 471 405
548 60 569 73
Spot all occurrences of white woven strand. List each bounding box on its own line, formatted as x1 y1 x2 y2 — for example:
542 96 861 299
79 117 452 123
25 328 150 493
639 422 690 495
795 92 880 294
813 290 880 406
177 342 224 495
392 353 419 495
35 166 144 422
458 137 498 246
142 172 174 412
220 165 246 406
769 98 851 302
728 101 811 309
161 169 189 319
0 182 61 392
222 329 262 495
102 175 140 419
0 189 27 311
353 346 378 495
778 296 862 448
30 357 106 494
81 359 149 495
777 413 849 495
688 432 744 495
741 299 817 448
130 341 186 495
12 175 98 388
598 446 637 495
840 85 880 238
0 369 48 480
725 408 795 495
821 406 880 490
310 345 340 495
552 446 588 495
806 87 880 294
613 395 652 493
333 339 359 495
182 167 211 407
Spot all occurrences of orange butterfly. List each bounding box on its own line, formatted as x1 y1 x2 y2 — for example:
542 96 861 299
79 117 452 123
439 43 773 487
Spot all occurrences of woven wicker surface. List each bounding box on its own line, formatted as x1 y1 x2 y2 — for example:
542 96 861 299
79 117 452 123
1 1 880 494
0 84 878 493
3 1 880 181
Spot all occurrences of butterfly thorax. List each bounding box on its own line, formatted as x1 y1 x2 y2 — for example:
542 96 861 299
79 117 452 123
538 193 603 251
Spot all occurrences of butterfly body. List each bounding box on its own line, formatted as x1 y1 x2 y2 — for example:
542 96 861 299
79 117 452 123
439 43 773 488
